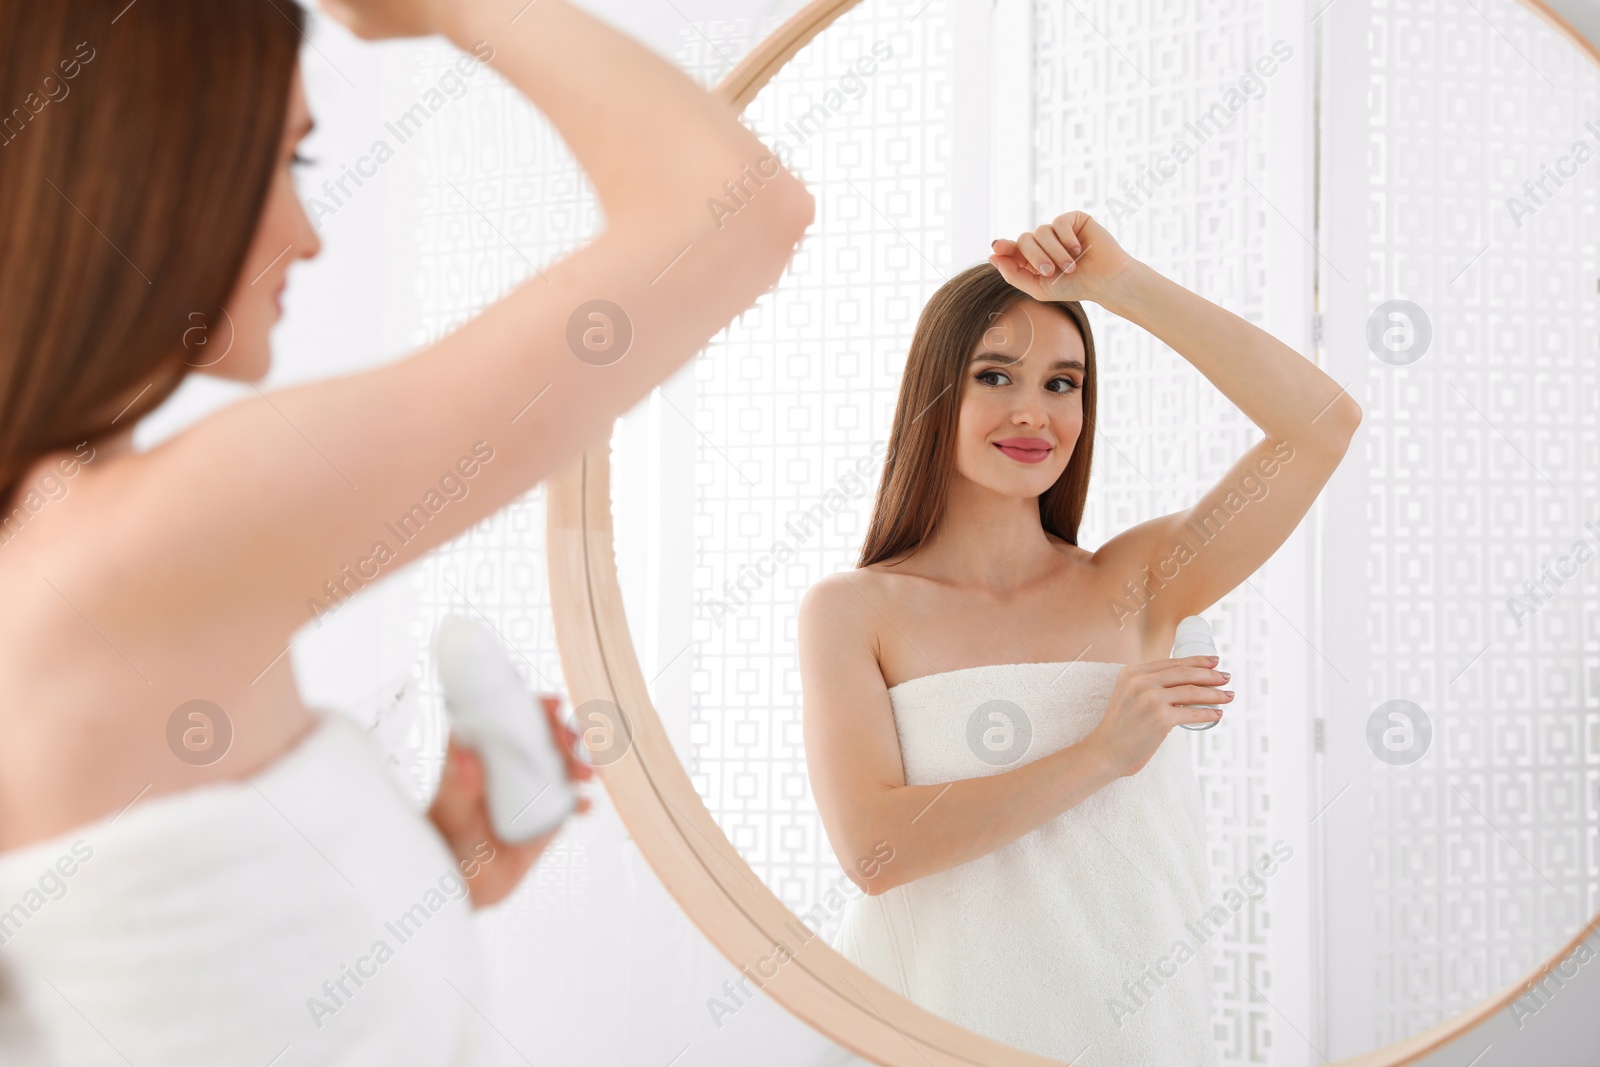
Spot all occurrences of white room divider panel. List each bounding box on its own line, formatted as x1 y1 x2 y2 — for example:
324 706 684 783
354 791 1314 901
1029 2 1310 1062
1319 0 1600 1058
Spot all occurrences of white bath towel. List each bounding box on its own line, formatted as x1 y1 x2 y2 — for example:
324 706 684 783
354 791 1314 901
833 661 1217 1066
0 709 482 1066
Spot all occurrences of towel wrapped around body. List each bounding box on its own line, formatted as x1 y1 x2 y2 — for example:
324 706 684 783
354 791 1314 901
0 708 481 1066
833 660 1217 1067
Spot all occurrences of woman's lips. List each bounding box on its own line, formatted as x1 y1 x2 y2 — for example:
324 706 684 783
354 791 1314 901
994 442 1052 464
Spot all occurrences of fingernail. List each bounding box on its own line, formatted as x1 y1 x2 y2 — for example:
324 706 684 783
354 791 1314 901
1219 672 1231 681
990 239 999 250
1223 690 1234 698
1208 655 1219 664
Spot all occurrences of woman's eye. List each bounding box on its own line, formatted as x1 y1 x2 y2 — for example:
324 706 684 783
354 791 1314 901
975 369 1078 393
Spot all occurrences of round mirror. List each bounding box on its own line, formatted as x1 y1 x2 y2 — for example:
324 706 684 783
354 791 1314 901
552 0 1600 1063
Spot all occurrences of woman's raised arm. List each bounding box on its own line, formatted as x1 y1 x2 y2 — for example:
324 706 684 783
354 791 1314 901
86 0 813 675
992 211 1360 642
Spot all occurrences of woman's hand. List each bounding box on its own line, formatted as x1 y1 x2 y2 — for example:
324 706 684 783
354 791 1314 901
427 693 595 909
1082 656 1232 778
988 210 1139 306
316 0 457 40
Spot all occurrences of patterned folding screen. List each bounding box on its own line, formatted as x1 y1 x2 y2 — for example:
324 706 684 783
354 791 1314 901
1031 4 1290 1061
1319 0 1600 1055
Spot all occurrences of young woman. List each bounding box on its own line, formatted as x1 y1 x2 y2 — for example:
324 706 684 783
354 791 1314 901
800 211 1359 1064
0 0 811 1062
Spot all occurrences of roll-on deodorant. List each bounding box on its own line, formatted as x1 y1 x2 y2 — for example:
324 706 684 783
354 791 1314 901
1172 615 1222 731
433 615 579 842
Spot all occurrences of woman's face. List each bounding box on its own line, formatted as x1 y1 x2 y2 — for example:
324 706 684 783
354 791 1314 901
952 297 1086 499
196 64 320 382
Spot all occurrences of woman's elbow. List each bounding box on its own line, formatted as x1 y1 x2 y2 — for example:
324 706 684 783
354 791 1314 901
848 867 897 898
1330 395 1363 438
842 835 902 897
769 176 816 233
748 178 815 261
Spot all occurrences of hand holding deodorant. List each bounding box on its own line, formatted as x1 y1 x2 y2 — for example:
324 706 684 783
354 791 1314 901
1172 615 1222 731
433 615 579 843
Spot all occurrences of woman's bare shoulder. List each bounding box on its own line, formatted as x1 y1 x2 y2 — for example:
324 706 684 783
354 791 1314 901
796 567 899 706
802 566 874 623
803 554 923 617
799 557 938 681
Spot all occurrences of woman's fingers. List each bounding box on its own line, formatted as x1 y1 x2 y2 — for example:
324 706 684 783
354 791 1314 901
433 747 556 907
1146 654 1220 674
992 235 1045 274
1160 682 1231 729
429 740 481 836
995 227 1078 275
1175 702 1224 726
988 239 1034 278
540 693 595 783
987 252 1034 293
1049 210 1089 256
428 716 596 907
1166 684 1232 706
1015 232 1056 275
453 741 484 793
538 694 595 820
1033 224 1077 273
989 212 1131 302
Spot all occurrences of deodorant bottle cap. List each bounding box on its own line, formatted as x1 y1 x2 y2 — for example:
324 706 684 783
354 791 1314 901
1172 615 1217 660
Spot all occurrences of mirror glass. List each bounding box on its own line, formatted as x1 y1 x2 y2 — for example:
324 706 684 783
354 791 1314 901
603 0 1600 1063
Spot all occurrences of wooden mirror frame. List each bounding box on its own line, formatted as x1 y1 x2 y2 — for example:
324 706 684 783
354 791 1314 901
545 1 1600 1062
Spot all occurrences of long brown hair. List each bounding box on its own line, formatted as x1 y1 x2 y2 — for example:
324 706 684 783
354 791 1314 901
856 262 1098 568
0 0 304 514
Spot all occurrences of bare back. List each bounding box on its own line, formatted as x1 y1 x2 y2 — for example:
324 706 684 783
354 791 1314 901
0 447 320 850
